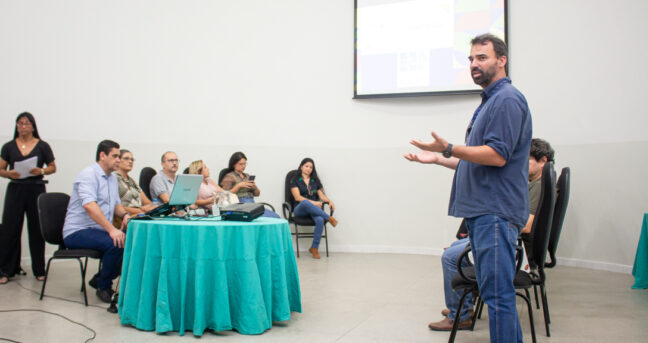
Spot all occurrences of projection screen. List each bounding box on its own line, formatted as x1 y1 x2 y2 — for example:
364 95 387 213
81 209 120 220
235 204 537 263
354 0 507 98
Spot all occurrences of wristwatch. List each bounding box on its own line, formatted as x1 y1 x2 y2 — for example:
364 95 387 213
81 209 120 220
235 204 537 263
442 143 453 158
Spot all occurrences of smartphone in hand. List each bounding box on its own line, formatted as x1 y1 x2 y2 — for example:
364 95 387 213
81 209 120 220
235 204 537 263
248 175 256 181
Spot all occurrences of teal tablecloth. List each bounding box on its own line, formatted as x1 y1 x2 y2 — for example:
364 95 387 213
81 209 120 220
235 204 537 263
118 217 301 335
632 214 648 289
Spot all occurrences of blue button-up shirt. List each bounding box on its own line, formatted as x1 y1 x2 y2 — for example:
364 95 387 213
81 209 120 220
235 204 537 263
62 163 120 238
448 77 532 228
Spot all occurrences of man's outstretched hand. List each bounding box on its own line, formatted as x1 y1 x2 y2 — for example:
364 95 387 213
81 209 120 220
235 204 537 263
403 150 439 164
409 131 448 153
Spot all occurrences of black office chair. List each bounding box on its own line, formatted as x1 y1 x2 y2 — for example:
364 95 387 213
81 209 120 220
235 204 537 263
529 167 569 313
515 162 556 337
545 167 570 268
139 167 157 200
38 193 103 306
281 169 333 258
523 167 570 331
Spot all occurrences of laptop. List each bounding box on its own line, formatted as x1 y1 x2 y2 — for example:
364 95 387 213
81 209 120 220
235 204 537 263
142 174 203 217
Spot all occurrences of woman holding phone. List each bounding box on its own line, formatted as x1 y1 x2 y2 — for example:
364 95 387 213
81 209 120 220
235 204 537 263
220 151 279 218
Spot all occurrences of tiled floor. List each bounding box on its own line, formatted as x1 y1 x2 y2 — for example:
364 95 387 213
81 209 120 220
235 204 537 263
1 253 647 342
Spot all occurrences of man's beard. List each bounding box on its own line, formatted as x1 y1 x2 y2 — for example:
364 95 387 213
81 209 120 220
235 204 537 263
471 66 495 87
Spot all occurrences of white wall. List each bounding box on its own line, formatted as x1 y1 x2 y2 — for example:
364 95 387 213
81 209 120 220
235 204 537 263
1 0 647 273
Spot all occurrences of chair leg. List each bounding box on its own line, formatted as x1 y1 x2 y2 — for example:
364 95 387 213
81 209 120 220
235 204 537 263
533 284 540 309
77 257 89 306
79 258 85 292
477 296 485 319
294 224 300 258
470 295 480 331
449 289 471 343
40 257 54 300
516 291 537 343
524 288 531 303
324 225 329 257
541 284 551 324
540 284 551 336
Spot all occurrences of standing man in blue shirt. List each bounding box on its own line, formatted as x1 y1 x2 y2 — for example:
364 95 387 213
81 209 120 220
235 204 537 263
63 140 131 303
405 34 532 342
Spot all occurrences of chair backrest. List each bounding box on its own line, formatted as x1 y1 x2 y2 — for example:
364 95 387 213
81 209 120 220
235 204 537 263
218 168 230 186
284 169 300 206
528 162 556 273
139 167 157 200
545 167 571 268
37 192 70 247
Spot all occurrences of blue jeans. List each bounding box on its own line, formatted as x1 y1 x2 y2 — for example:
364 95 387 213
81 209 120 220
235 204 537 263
64 229 123 290
293 200 329 249
442 238 474 321
466 215 522 343
238 196 280 218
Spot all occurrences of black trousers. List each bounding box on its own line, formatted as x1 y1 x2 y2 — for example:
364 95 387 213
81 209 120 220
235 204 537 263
0 183 46 277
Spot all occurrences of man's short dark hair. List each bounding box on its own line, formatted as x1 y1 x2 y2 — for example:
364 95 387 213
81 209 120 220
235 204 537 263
96 140 120 161
530 138 555 163
471 33 508 58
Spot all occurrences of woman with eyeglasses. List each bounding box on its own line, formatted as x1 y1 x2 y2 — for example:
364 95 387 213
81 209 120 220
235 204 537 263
187 160 223 212
220 151 280 218
113 150 157 225
0 112 57 284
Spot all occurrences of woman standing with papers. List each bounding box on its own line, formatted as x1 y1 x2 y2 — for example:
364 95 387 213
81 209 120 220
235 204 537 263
0 112 56 284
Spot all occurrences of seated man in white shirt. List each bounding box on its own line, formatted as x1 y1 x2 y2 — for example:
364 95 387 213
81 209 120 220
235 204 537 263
62 140 130 303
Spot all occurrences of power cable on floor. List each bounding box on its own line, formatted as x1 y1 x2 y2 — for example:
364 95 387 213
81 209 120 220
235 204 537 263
0 309 96 343
0 279 109 342
14 280 107 310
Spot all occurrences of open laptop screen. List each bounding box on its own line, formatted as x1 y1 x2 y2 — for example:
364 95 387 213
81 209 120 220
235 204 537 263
169 174 203 206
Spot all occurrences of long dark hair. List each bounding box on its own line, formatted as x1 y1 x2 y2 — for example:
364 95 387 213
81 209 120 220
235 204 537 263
14 112 40 139
298 157 323 190
227 151 247 173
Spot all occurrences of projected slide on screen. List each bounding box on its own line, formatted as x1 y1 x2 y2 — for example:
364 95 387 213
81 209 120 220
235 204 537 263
355 0 506 98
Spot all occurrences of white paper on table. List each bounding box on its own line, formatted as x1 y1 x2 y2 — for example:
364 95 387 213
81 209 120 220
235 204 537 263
13 156 38 179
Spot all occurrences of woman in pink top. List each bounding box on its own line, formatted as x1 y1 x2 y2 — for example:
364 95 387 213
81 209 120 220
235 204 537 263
187 160 223 212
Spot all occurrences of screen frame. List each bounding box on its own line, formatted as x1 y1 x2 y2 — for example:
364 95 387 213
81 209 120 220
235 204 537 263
353 0 509 99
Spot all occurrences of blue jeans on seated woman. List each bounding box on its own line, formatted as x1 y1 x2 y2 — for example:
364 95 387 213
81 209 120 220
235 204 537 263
238 196 280 218
63 228 123 290
293 200 330 249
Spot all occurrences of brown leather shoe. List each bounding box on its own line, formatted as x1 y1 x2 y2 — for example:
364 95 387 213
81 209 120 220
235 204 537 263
327 216 338 227
441 308 475 318
308 247 321 259
428 317 472 331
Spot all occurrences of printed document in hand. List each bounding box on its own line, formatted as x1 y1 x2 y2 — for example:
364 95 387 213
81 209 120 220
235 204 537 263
13 156 38 179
